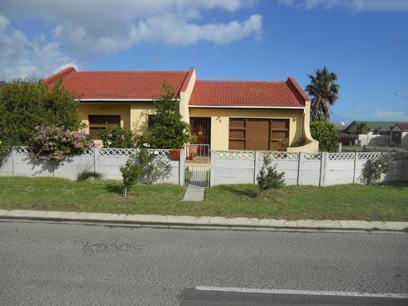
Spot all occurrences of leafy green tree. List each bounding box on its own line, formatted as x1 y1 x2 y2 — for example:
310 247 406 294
311 121 338 152
0 79 80 146
306 67 340 121
146 83 192 149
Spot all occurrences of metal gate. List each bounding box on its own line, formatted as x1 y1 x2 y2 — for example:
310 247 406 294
185 144 210 188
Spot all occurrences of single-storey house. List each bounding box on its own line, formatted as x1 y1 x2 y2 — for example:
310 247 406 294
44 67 318 152
343 121 398 135
391 123 408 148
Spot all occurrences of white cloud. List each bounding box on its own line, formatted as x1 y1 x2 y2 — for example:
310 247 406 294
278 0 408 12
0 15 74 81
375 110 408 120
0 0 262 54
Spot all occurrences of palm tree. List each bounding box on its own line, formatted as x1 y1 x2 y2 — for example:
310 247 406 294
357 122 369 134
306 67 340 121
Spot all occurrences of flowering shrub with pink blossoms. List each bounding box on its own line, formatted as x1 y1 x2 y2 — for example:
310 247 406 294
30 126 94 161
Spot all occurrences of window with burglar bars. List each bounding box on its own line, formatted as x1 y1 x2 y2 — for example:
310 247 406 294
88 115 121 139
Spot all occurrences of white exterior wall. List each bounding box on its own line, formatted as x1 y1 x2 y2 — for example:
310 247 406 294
402 131 408 148
358 134 390 146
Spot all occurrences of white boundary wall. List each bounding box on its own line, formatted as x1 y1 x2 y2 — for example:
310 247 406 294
0 147 184 185
358 134 390 146
211 151 408 186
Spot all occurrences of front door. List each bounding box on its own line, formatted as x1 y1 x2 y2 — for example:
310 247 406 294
191 118 211 145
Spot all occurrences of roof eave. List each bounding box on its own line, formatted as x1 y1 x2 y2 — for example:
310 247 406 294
189 105 305 109
77 98 157 102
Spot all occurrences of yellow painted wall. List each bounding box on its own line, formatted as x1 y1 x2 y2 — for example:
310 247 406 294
179 69 196 123
129 103 156 135
189 108 305 150
77 102 157 137
77 100 318 152
77 103 131 131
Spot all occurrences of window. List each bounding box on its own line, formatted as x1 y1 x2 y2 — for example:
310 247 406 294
148 115 158 129
88 115 120 139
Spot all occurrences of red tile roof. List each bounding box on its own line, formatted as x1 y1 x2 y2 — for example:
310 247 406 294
189 78 308 107
44 67 309 108
44 67 190 99
395 123 408 131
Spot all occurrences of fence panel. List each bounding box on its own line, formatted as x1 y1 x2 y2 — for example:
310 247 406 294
325 153 355 185
299 153 321 186
1 147 407 186
0 147 181 184
54 155 94 180
212 151 255 185
211 150 408 187
256 152 299 185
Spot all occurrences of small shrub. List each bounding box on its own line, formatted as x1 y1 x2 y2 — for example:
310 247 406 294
101 127 136 148
362 158 388 184
30 126 94 161
120 148 171 197
310 121 338 152
0 139 11 163
257 155 285 197
0 139 10 154
77 171 102 182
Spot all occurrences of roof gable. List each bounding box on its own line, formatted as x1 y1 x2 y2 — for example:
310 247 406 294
392 123 408 131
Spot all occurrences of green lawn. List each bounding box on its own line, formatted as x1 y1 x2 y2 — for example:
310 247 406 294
0 176 407 221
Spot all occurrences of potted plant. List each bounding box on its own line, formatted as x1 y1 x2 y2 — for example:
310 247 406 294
171 148 181 160
189 144 199 160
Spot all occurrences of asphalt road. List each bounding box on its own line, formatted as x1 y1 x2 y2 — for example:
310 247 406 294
0 221 407 305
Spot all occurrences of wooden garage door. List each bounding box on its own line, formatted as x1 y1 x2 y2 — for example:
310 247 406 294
229 118 289 151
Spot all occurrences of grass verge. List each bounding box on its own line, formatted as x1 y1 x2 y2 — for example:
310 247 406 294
0 177 407 221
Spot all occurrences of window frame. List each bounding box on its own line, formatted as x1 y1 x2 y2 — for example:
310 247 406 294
88 115 121 139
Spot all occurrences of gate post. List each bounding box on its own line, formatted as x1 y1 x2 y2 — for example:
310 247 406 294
253 151 259 184
352 151 357 184
179 149 185 186
210 150 216 186
11 146 16 176
319 152 328 186
297 152 304 186
94 148 99 174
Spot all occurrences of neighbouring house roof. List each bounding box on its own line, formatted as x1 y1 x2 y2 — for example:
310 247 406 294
43 67 191 100
392 123 408 131
344 120 399 134
356 121 399 130
189 78 308 108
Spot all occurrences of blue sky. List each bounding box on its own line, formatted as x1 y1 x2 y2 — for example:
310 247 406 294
0 0 407 123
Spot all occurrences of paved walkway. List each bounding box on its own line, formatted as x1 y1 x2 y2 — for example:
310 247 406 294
1 209 407 232
183 185 205 201
183 162 209 201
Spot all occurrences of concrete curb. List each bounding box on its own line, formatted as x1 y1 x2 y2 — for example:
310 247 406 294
0 209 407 232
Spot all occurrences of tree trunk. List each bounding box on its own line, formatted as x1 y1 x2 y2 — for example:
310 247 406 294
122 186 128 198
